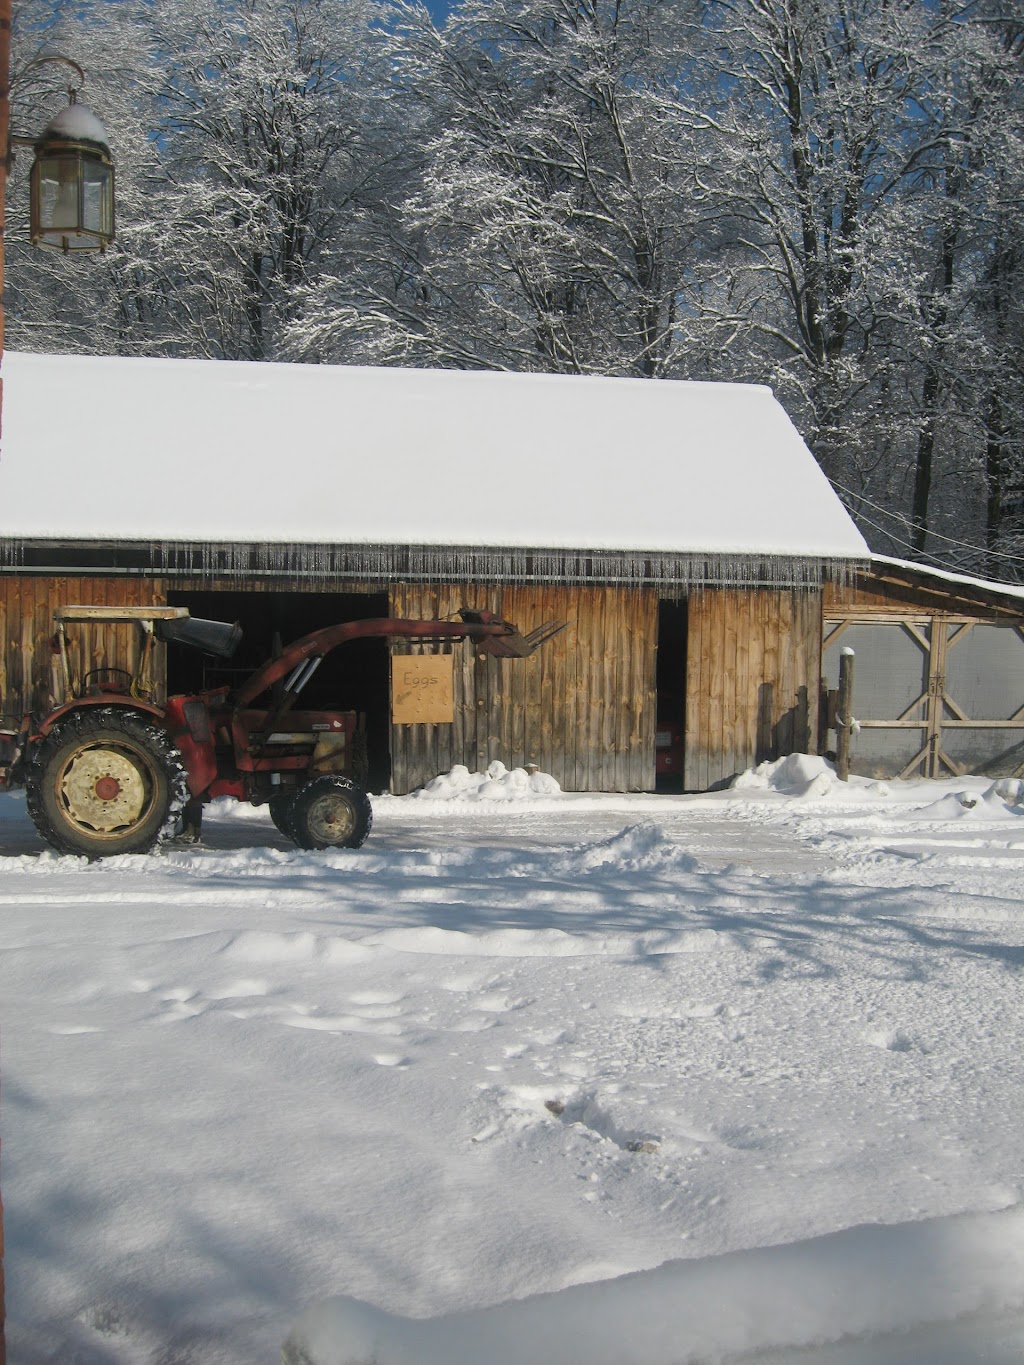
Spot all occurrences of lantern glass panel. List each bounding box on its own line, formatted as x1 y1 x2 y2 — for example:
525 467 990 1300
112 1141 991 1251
82 159 113 237
36 154 81 232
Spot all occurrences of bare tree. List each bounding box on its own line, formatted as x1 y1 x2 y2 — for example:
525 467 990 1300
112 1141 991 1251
152 0 393 360
288 0 710 377
6 0 1023 578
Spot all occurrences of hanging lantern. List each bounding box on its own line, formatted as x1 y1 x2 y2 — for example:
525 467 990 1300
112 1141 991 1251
29 94 115 253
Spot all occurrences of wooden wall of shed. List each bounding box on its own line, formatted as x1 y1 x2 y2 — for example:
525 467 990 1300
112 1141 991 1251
3 572 823 796
389 583 657 794
685 588 822 789
0 575 169 720
0 574 398 724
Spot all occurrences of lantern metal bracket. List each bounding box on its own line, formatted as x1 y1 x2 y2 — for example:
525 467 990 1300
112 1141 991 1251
4 53 114 252
5 55 86 171
21 53 85 91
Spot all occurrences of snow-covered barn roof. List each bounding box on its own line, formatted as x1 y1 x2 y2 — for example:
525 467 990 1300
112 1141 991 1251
0 352 868 585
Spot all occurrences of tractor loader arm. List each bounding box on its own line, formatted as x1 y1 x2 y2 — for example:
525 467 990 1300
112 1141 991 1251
232 611 564 709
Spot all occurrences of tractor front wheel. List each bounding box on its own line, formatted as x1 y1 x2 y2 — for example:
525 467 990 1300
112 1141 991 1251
26 708 188 857
288 775 373 851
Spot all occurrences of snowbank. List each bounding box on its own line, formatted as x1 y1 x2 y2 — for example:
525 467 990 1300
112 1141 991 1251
731 753 887 798
409 761 561 801
916 779 1024 822
545 822 699 877
734 753 844 796
284 1204 1024 1365
731 758 1024 817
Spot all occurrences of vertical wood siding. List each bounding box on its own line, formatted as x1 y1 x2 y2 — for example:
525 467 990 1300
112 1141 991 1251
685 588 822 789
3 573 821 796
0 576 169 720
0 574 386 725
389 583 657 794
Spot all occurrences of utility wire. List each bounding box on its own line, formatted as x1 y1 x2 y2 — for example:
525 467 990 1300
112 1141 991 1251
829 477 1024 569
837 499 1024 585
846 507 974 572
853 507 1023 586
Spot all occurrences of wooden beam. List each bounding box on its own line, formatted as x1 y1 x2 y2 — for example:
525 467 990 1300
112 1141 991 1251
55 605 188 622
1 0 11 1344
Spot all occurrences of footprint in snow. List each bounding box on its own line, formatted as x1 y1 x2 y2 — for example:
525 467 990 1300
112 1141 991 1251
475 1084 661 1154
206 977 270 1000
471 991 522 1013
864 1026 920 1052
545 1092 662 1153
347 989 406 1006
155 987 206 1023
283 1013 405 1036
450 1015 498 1033
440 974 485 993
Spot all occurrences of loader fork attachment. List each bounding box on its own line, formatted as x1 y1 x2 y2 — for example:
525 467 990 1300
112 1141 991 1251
476 620 566 658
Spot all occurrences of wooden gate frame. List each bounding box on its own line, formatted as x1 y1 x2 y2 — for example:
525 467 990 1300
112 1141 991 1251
823 616 1024 780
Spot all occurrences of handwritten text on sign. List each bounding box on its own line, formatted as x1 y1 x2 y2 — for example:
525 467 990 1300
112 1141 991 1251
391 654 455 724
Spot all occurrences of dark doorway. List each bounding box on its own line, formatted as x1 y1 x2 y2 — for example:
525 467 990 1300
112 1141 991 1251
656 599 687 792
166 589 393 792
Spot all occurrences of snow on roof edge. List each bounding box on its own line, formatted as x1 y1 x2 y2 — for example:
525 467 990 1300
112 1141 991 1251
0 537 867 589
870 554 1024 604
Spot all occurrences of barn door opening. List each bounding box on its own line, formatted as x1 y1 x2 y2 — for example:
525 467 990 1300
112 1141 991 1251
656 599 687 791
165 589 392 791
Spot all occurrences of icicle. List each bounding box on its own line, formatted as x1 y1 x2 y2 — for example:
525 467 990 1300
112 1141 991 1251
0 530 865 593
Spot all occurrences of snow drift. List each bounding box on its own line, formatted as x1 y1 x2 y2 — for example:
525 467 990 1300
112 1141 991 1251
410 761 561 801
284 1204 1024 1365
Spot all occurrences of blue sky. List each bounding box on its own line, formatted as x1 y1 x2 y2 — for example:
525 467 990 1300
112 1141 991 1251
424 0 453 23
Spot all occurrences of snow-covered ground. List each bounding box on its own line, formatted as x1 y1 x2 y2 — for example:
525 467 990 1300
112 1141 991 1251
2 758 1024 1363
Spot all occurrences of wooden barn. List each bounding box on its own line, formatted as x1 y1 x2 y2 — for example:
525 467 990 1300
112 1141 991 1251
0 349 955 796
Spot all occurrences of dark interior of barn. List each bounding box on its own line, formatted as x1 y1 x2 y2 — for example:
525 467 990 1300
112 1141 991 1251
166 589 393 791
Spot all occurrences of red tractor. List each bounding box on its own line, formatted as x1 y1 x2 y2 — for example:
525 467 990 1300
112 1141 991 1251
0 606 561 858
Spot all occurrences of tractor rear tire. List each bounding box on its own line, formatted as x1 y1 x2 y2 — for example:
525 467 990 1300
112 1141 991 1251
288 775 373 851
268 791 296 839
26 707 188 858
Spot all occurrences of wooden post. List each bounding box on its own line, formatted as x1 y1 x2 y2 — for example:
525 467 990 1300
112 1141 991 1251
0 0 10 1354
0 0 9 372
836 647 855 782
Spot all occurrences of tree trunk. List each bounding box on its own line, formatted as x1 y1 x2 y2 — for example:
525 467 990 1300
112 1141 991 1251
911 177 959 556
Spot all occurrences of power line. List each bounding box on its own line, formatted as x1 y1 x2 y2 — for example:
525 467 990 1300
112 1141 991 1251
848 507 970 572
829 478 1024 569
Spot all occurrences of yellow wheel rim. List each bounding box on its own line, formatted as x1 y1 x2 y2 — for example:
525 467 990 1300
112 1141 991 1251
59 744 150 833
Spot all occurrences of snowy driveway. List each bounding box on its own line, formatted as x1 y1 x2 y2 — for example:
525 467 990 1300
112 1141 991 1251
2 763 1023 1363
